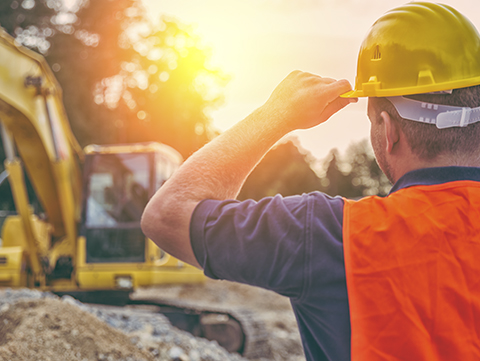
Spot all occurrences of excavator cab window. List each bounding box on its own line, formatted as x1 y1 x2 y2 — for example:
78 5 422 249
155 153 177 189
82 152 153 263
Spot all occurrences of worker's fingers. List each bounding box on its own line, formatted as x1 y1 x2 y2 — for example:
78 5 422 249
320 77 337 83
262 71 356 131
303 78 354 128
319 96 355 123
304 74 337 85
319 79 354 105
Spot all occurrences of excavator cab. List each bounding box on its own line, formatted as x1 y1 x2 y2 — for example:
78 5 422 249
82 150 151 264
76 143 204 292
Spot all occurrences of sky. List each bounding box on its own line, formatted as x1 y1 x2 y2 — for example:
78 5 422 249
142 0 480 161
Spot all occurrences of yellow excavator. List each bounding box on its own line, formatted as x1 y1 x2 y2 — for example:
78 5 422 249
0 29 269 357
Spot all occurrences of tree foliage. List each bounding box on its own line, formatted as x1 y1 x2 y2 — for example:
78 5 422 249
320 149 359 198
239 137 392 201
317 140 391 198
343 139 391 197
0 0 228 157
238 138 321 200
109 17 229 156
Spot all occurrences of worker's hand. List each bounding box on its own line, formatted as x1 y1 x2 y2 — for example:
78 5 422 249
261 71 356 131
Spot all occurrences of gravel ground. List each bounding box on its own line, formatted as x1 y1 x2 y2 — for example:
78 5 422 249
0 281 305 361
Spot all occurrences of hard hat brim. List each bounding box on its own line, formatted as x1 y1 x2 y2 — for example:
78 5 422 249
340 90 359 98
341 75 480 98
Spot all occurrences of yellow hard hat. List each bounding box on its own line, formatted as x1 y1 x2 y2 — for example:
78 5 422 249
342 2 480 98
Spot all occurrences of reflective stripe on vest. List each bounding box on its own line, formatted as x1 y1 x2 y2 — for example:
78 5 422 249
343 181 480 361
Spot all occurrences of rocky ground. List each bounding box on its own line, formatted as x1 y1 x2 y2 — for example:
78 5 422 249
0 280 305 361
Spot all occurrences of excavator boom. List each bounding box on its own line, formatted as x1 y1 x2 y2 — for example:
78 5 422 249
0 28 82 240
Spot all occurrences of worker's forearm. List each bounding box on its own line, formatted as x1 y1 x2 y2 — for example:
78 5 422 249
141 71 355 267
164 71 355 203
141 105 288 267
174 106 289 201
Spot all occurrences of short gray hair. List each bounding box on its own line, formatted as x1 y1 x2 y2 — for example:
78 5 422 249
369 85 480 160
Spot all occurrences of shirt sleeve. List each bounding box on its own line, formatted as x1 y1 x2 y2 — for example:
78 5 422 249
190 193 344 300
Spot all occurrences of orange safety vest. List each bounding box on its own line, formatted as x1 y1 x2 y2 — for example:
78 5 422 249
343 181 480 361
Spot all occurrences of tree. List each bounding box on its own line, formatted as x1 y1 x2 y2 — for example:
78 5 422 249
0 0 228 157
238 137 322 200
343 139 391 197
300 138 392 199
96 16 229 156
237 137 392 201
320 149 359 198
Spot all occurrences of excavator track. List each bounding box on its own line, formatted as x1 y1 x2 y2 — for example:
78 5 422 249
58 290 272 358
127 296 272 359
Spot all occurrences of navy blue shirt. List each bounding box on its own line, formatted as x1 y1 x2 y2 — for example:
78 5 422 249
189 166 480 361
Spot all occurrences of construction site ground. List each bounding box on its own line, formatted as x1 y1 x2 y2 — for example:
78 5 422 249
0 280 305 361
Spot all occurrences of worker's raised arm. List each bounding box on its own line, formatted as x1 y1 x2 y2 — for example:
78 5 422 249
141 71 355 267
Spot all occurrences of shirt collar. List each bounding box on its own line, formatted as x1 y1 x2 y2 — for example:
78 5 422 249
389 166 480 194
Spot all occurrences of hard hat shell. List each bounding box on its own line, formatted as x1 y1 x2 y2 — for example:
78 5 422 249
342 2 480 98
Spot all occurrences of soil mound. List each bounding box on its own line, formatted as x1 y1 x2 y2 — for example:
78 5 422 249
0 281 305 361
0 297 153 361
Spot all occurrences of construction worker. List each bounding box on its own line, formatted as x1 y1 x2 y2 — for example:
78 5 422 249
142 2 480 360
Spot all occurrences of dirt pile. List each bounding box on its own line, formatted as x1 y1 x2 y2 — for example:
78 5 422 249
0 289 247 361
0 297 153 361
0 280 306 361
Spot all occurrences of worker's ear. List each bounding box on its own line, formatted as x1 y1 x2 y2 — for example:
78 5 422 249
381 111 400 153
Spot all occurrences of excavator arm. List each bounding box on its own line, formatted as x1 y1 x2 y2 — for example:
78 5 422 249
0 28 82 283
